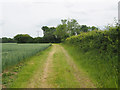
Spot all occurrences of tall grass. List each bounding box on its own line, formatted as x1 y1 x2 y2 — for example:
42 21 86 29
64 26 118 88
63 45 118 88
2 43 51 70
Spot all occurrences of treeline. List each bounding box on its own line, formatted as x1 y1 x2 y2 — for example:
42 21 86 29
0 37 16 43
1 19 98 43
42 19 98 42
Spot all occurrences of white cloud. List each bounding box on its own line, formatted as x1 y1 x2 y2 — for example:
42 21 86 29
0 0 119 38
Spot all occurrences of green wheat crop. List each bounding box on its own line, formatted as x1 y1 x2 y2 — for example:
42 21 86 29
2 43 51 70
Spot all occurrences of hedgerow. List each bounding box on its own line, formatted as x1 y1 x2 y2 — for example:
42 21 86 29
65 26 119 54
64 26 119 88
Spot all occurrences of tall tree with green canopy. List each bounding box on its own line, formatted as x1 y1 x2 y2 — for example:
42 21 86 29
41 26 60 43
41 26 50 36
54 24 69 41
91 26 98 31
14 34 33 43
67 19 79 36
80 25 89 32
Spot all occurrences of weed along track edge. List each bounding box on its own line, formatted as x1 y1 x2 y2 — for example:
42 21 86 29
59 45 96 88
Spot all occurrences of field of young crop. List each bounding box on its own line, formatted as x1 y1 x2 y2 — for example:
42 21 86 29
2 43 51 70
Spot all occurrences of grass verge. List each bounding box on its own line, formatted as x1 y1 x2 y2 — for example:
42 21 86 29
62 44 118 88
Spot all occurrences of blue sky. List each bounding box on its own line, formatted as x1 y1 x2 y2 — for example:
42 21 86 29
0 0 119 38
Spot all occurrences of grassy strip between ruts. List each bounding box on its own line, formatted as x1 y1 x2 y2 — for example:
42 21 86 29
44 44 95 88
62 44 118 88
46 44 81 88
2 45 52 88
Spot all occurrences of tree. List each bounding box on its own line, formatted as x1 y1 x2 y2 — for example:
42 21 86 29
41 19 99 42
54 19 79 41
61 19 67 25
80 25 89 32
41 26 50 36
91 26 98 31
54 24 68 41
41 26 59 43
33 37 43 43
76 25 81 35
14 34 33 43
41 26 56 37
67 19 79 36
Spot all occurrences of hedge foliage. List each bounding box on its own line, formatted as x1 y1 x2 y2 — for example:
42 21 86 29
65 26 119 54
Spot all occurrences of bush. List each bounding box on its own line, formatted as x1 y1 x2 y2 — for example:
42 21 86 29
65 26 119 54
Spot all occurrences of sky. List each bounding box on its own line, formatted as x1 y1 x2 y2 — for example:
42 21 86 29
0 0 119 38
